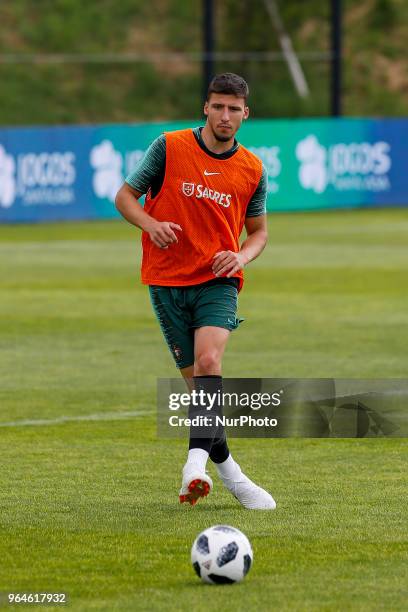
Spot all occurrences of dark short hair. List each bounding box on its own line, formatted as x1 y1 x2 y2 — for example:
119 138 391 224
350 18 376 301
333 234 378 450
207 72 249 103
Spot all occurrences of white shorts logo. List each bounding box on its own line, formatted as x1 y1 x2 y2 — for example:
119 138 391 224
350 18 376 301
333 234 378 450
182 182 195 197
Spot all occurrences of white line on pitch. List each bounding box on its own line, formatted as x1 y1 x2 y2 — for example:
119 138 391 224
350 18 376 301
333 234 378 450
0 410 150 428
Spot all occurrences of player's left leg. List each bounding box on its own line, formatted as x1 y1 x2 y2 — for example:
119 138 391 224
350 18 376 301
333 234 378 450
191 326 276 510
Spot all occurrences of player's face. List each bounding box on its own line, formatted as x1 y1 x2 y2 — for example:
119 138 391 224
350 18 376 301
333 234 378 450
204 93 249 142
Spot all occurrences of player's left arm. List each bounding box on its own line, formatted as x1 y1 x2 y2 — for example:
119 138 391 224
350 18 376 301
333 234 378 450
212 214 268 278
212 164 268 278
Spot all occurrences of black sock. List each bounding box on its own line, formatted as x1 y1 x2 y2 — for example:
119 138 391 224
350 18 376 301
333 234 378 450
209 435 230 463
188 375 222 452
188 375 229 462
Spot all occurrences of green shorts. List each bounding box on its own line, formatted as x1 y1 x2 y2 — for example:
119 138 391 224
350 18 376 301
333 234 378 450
149 279 244 369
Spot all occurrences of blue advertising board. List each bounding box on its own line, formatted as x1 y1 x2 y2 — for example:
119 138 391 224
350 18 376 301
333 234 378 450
0 118 407 223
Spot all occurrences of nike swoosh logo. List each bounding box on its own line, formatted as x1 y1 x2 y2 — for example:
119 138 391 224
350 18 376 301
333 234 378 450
204 170 221 176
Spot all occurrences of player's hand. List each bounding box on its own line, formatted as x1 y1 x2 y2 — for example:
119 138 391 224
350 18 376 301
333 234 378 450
147 221 182 249
212 250 246 278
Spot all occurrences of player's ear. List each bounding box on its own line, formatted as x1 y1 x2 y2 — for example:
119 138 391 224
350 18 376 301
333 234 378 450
244 106 249 120
203 100 209 116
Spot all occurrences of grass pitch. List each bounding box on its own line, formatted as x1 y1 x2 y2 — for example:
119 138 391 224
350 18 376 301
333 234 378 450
0 210 407 611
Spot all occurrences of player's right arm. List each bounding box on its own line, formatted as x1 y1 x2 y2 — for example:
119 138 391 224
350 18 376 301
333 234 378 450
115 135 181 249
115 183 181 249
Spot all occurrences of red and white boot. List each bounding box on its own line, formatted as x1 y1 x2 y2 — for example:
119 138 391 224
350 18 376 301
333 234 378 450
179 463 213 506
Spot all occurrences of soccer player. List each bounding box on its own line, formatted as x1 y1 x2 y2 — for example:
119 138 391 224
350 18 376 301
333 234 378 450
115 73 276 510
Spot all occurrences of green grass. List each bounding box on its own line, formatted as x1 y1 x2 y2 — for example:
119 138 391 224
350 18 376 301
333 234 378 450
0 210 407 611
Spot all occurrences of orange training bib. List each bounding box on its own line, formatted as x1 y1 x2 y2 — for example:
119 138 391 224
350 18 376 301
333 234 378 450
141 128 263 292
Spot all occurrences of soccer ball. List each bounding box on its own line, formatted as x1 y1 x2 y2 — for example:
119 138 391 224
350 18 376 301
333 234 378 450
191 525 253 584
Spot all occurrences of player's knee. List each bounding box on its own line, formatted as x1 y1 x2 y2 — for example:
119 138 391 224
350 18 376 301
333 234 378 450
194 351 221 375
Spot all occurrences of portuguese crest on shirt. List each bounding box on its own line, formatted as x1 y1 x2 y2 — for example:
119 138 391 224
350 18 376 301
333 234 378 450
181 181 232 208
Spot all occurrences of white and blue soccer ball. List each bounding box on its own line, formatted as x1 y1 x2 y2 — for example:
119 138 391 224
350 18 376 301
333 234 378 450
191 525 253 584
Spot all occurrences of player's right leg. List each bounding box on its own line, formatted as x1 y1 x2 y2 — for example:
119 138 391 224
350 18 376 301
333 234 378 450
178 323 233 506
178 364 214 506
148 286 213 506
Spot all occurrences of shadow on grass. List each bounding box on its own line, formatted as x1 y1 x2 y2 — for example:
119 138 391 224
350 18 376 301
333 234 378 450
178 504 240 512
182 579 245 590
152 502 240 512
